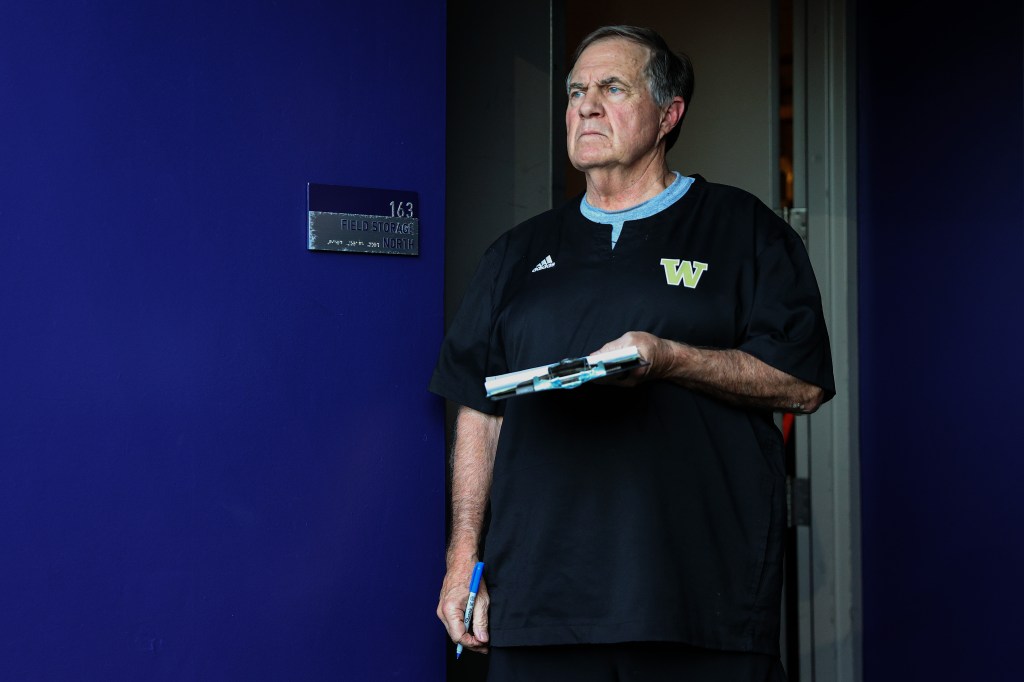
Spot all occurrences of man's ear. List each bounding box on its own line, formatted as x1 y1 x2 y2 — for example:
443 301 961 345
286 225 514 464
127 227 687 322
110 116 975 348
660 96 686 137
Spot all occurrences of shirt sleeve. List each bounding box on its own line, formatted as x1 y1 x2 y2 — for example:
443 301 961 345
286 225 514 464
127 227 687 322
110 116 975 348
428 238 510 415
738 207 836 399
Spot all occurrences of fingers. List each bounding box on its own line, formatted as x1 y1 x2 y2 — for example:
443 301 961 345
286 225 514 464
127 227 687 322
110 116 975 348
594 331 639 355
471 588 490 644
438 578 471 645
455 590 490 654
457 633 490 655
437 572 491 655
439 597 467 643
592 331 660 386
595 331 655 358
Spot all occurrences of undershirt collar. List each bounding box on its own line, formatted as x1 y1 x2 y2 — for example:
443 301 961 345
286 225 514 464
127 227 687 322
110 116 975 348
579 172 694 249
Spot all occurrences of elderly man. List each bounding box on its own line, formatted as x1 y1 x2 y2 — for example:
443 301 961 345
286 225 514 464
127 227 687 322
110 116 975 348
431 25 833 681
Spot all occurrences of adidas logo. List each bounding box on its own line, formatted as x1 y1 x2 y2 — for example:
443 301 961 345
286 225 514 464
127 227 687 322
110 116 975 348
531 255 556 272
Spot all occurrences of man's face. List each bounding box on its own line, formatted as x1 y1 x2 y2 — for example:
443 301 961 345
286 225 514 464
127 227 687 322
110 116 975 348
565 38 670 173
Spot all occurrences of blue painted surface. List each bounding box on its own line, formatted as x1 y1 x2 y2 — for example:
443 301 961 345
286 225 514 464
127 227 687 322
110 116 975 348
858 2 1024 679
0 1 446 679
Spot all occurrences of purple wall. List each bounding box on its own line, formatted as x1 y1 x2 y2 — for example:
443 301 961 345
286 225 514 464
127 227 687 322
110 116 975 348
858 2 1023 679
0 1 446 679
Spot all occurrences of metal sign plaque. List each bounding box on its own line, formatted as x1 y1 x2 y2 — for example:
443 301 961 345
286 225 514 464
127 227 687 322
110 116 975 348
307 183 419 256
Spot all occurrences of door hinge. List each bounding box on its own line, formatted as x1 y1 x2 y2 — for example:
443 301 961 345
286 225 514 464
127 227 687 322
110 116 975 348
781 206 809 245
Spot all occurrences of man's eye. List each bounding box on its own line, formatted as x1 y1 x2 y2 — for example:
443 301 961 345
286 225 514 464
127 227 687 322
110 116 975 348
570 90 584 99
608 86 622 94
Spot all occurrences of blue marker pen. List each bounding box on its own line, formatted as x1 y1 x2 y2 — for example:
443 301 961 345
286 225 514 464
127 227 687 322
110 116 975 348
456 561 485 660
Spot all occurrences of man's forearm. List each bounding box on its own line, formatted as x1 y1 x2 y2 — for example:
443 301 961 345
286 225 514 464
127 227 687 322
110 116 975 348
600 331 826 413
660 342 825 413
447 406 502 565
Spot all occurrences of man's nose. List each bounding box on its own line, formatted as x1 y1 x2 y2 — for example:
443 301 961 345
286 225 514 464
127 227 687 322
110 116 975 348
578 89 603 117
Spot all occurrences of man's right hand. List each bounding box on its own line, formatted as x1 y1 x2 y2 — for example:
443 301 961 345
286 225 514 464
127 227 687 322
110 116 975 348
437 563 490 655
440 407 500 655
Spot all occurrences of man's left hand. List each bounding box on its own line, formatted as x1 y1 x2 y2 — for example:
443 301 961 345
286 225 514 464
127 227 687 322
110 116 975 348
594 331 682 386
594 330 826 413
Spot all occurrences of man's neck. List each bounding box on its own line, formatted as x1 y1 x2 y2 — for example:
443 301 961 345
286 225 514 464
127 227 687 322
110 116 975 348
583 158 676 212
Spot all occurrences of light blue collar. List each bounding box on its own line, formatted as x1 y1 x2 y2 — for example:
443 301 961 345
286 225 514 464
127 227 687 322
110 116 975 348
580 172 694 248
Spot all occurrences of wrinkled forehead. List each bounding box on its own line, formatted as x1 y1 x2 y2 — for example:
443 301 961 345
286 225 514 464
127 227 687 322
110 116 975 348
568 37 651 86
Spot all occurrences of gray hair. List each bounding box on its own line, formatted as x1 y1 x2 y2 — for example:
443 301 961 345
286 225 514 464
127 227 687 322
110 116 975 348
567 25 694 150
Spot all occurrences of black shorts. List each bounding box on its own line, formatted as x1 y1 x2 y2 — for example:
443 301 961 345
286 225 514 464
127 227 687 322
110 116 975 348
487 642 787 682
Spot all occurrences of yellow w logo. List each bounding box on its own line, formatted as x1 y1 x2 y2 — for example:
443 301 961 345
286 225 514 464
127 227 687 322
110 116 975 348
660 259 709 288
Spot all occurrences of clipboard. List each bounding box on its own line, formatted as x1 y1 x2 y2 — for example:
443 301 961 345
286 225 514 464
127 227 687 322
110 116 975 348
485 346 645 400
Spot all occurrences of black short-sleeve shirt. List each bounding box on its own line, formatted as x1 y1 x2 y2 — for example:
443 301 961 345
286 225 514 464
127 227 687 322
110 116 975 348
430 178 835 654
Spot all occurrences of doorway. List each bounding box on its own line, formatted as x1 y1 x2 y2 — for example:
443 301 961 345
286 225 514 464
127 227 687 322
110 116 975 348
444 2 858 679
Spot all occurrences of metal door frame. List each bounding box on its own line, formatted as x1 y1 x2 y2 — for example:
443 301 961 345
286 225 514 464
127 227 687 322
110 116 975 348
791 0 861 679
